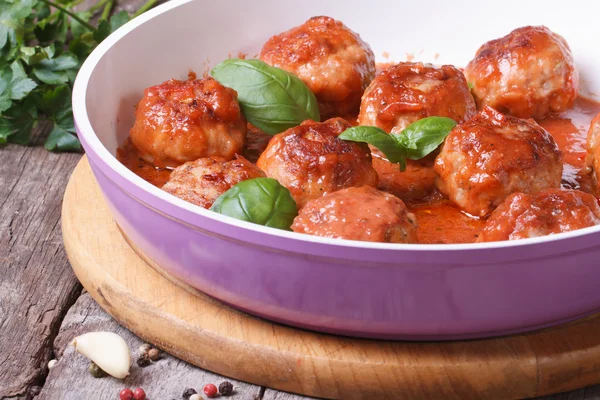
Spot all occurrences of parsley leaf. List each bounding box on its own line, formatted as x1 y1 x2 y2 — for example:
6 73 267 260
32 52 78 84
0 0 157 152
9 60 37 99
0 100 37 144
0 0 36 50
45 123 80 151
94 11 130 42
0 60 37 112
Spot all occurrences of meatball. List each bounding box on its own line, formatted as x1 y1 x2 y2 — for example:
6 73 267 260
435 106 563 217
477 189 600 242
256 118 378 208
162 156 265 208
372 154 438 201
130 77 246 168
259 16 376 118
586 112 600 189
358 62 476 200
464 26 578 119
359 62 477 134
291 186 418 243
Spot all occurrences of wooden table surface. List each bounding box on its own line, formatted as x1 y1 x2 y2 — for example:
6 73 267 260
2 1 600 399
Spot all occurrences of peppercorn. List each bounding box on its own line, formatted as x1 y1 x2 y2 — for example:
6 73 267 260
182 388 198 399
119 388 134 400
219 381 234 396
139 343 152 354
89 361 108 378
204 383 218 398
133 387 146 400
136 353 151 367
148 347 161 361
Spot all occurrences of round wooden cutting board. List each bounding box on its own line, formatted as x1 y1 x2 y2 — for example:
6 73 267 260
62 157 600 400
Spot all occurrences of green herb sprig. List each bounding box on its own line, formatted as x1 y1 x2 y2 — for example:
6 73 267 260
339 117 457 171
0 0 157 151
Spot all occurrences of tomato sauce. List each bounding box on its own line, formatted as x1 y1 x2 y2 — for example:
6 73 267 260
117 140 172 187
117 97 600 245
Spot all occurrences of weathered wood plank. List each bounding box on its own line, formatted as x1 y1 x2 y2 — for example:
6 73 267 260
262 389 312 400
0 125 83 399
38 293 262 400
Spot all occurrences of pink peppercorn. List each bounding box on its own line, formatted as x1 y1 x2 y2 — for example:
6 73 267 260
119 388 134 400
133 387 146 400
204 383 218 398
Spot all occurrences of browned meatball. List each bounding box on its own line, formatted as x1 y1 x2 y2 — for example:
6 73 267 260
586 112 600 190
260 16 376 118
435 106 562 217
372 154 438 201
477 189 600 242
358 62 476 200
359 62 476 134
465 26 578 119
130 77 246 168
162 156 265 208
256 118 378 208
292 186 418 243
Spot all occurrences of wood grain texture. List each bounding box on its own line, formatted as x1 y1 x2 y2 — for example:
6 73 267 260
37 292 261 400
0 126 83 399
0 1 167 398
61 156 600 400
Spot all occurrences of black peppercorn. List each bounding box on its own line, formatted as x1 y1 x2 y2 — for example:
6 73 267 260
219 381 234 396
182 388 197 399
89 361 108 378
136 353 151 367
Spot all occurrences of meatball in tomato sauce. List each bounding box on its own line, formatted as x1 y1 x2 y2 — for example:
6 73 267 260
292 186 417 243
359 62 476 200
477 189 600 242
359 62 476 134
130 77 246 168
465 26 578 119
162 156 265 209
586 112 600 190
435 106 562 217
260 16 376 118
256 118 378 208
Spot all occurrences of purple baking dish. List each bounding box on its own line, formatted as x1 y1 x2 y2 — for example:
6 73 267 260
72 0 600 340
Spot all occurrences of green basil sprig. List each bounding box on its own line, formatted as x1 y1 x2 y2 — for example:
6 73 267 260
211 59 320 135
210 177 298 230
339 116 457 171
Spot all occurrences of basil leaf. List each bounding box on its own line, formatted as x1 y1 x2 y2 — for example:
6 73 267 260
210 177 298 230
340 117 457 172
339 126 407 171
211 59 320 135
396 116 456 160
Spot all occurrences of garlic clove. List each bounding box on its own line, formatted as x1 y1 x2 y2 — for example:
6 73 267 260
71 332 131 379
